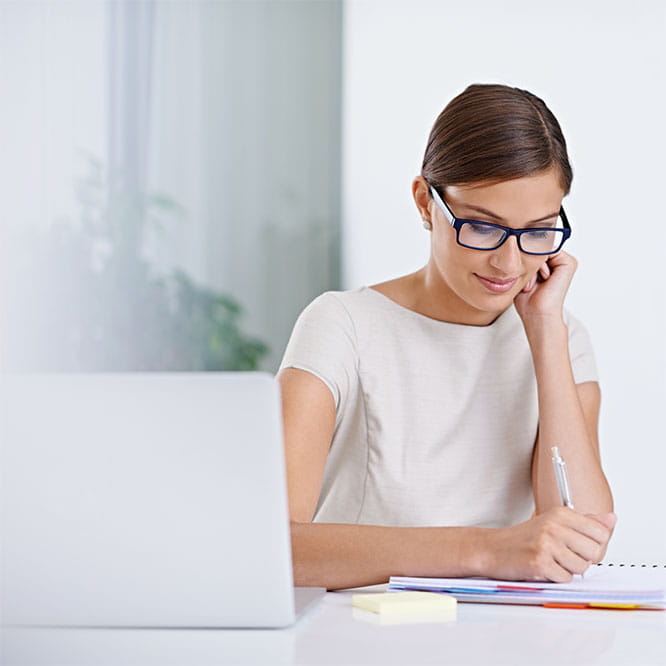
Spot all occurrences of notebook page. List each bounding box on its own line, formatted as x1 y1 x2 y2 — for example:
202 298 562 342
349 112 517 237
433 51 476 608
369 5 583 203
552 563 666 592
390 563 666 594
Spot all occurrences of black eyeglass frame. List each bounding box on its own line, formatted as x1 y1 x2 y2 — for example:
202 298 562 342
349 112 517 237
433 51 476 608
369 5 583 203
428 185 572 256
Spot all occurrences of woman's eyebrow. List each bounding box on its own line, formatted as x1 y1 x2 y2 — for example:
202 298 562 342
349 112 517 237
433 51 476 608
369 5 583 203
461 203 560 224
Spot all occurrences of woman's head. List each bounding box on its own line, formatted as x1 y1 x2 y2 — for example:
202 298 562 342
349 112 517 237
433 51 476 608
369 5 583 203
421 84 572 193
413 84 573 325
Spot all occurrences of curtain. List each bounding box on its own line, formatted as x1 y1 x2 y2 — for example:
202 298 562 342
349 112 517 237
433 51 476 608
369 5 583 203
114 0 343 371
1 0 342 372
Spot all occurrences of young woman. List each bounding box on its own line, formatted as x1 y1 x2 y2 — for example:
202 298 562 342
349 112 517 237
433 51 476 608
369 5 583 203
278 83 615 590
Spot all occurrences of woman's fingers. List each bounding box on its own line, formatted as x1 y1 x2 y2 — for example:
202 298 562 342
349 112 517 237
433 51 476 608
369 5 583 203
542 506 612 544
522 276 537 293
549 510 613 572
564 529 607 565
546 250 572 270
547 563 578 583
486 507 617 582
553 547 591 579
550 509 612 564
565 510 614 544
588 512 618 531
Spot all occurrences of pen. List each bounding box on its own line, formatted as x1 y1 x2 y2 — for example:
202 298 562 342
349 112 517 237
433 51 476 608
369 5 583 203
550 446 574 510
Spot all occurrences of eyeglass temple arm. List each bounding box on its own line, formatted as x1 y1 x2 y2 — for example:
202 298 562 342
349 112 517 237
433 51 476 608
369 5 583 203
559 205 571 230
428 185 456 227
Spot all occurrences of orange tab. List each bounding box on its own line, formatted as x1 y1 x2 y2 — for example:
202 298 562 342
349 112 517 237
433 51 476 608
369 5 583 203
543 603 588 609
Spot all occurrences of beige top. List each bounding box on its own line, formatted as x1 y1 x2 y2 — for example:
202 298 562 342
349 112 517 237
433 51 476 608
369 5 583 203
279 286 598 528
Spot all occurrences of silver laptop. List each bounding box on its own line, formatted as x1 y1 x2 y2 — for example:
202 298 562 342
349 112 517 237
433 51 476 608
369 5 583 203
0 372 325 627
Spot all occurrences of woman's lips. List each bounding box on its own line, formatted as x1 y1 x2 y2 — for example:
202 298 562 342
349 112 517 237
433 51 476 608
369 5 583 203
475 274 518 294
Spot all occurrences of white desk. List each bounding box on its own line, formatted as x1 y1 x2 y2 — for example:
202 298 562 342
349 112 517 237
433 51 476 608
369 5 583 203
3 585 665 665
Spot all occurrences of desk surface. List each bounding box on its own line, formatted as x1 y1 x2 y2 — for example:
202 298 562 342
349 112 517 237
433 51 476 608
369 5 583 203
3 585 666 666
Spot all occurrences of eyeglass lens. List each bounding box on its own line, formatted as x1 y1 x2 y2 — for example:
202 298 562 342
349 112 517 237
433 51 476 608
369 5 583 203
458 221 565 254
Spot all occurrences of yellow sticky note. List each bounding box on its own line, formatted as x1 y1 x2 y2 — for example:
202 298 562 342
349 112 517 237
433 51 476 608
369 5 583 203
352 607 456 625
352 591 457 616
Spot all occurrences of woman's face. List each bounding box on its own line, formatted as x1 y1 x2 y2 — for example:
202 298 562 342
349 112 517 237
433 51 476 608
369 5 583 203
424 168 566 324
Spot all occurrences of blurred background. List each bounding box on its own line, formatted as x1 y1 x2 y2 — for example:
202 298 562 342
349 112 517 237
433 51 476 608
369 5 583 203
1 0 342 372
1 0 664 560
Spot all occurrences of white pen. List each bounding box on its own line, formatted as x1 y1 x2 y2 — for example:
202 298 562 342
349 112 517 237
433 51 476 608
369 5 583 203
551 446 574 510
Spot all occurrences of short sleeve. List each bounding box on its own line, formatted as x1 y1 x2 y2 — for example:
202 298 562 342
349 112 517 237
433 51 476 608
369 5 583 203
564 310 599 384
278 292 358 411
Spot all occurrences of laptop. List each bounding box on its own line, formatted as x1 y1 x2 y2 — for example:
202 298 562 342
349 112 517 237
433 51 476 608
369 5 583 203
0 372 325 627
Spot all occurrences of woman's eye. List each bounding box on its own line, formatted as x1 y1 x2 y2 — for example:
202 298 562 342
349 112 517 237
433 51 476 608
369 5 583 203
468 223 497 235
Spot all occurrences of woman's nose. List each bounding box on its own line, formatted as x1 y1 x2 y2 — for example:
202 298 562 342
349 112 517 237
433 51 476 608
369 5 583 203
489 235 523 274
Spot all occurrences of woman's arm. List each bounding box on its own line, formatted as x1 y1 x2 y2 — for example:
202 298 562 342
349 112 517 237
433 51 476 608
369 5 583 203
515 252 614 515
529 327 612 513
278 367 614 590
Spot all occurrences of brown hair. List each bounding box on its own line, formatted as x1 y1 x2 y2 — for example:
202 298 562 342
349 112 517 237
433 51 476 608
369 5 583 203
422 84 573 194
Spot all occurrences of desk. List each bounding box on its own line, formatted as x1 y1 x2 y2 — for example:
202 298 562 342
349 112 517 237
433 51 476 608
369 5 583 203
2 585 665 665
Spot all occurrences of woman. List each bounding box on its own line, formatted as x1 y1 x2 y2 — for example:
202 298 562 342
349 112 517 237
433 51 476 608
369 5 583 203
278 83 615 590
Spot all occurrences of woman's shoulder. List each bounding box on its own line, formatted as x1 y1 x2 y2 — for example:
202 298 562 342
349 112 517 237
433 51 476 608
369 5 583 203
291 288 375 340
302 286 369 316
293 284 418 344
307 281 431 329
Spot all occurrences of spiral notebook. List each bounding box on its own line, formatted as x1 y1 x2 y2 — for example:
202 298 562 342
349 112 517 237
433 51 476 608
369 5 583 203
389 562 666 610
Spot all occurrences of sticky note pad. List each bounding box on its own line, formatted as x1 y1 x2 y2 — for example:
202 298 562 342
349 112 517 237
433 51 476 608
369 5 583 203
352 591 457 616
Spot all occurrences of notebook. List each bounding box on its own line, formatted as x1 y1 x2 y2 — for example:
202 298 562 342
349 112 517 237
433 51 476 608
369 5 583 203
0 372 325 627
389 563 666 610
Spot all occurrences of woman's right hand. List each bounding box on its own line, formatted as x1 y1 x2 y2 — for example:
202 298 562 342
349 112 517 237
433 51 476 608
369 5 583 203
482 508 617 582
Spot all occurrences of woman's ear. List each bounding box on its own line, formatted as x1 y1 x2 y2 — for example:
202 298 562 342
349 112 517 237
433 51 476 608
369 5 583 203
412 176 432 223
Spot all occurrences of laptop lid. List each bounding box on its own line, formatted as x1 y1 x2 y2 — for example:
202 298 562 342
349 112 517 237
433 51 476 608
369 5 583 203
1 372 301 627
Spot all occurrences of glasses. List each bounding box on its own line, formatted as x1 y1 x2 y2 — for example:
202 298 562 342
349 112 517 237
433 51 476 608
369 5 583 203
429 185 571 255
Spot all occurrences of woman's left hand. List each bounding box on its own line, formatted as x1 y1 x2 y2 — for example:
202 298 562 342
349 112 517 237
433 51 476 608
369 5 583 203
514 251 577 322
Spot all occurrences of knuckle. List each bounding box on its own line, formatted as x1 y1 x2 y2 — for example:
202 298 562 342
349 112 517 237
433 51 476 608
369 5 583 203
530 552 551 577
542 520 561 540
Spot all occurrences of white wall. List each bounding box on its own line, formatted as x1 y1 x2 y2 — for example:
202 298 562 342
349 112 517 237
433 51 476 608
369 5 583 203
343 0 666 562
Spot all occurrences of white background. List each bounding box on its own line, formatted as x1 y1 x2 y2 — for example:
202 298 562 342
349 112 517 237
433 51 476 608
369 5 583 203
342 0 666 561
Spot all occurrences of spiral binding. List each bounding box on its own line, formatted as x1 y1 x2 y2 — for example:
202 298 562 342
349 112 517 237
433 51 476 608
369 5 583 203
596 562 666 568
